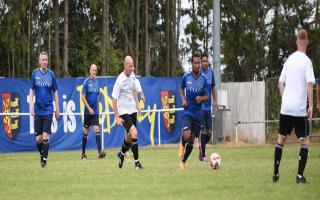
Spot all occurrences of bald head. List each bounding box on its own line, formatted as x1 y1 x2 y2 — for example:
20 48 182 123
123 56 135 76
90 64 97 78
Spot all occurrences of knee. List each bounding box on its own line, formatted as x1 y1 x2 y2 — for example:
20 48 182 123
277 134 286 145
93 126 100 133
300 137 309 146
83 128 89 136
130 126 138 139
36 136 43 143
42 133 49 140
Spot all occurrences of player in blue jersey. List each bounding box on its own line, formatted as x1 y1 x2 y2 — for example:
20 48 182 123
199 53 218 162
29 51 60 168
81 64 106 160
178 53 211 170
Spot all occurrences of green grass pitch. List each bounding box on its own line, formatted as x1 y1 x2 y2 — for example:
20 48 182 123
0 144 319 200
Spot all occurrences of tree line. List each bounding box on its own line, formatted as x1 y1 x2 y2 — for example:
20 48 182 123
0 0 319 80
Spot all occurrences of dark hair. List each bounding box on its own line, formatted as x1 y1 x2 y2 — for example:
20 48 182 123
191 53 200 62
201 53 208 59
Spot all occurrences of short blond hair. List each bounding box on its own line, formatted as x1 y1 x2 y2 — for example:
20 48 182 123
297 29 308 41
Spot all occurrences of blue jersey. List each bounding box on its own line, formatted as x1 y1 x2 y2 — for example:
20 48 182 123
82 78 100 115
200 68 216 111
180 71 211 118
30 68 58 115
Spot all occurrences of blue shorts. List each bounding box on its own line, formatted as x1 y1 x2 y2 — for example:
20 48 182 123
83 114 99 128
182 115 204 138
203 110 213 131
34 115 53 136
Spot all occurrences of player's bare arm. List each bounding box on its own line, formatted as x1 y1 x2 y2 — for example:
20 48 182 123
112 98 123 126
278 81 285 98
179 88 188 108
316 84 320 112
54 91 60 120
307 82 313 120
133 90 141 115
81 94 94 115
195 95 208 104
29 89 35 116
212 87 218 109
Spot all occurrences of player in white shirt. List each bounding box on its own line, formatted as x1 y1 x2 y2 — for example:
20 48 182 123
112 56 143 169
273 29 315 184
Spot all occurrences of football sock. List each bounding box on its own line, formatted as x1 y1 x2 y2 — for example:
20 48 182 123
121 139 131 155
298 144 308 177
82 134 88 155
182 142 193 163
201 133 210 157
42 139 49 160
131 138 139 160
36 141 43 155
274 143 283 175
95 132 102 153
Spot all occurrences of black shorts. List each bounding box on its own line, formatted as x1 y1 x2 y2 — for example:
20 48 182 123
182 114 204 138
119 113 137 133
83 114 99 128
34 114 53 136
279 114 309 139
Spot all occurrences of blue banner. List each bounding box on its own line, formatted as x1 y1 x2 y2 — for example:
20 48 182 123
0 77 183 153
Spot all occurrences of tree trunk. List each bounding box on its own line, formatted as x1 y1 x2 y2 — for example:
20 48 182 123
135 0 140 75
53 0 60 77
27 0 32 77
12 50 15 78
8 52 10 77
205 1 209 54
130 0 134 54
191 0 196 54
63 0 69 77
165 0 170 76
102 0 109 75
170 0 176 76
48 9 51 68
316 0 319 30
144 0 150 76
176 0 181 75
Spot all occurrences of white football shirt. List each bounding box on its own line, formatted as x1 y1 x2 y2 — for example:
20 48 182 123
112 72 137 115
279 51 315 116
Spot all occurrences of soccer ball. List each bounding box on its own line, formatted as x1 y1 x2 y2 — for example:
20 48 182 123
210 153 221 169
